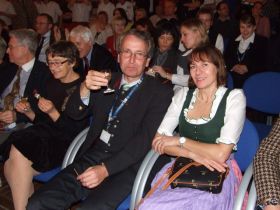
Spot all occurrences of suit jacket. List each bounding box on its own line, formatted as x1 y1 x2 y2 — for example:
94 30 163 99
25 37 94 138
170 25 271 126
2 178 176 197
224 34 268 88
253 118 280 206
75 43 118 79
65 73 173 176
0 60 51 123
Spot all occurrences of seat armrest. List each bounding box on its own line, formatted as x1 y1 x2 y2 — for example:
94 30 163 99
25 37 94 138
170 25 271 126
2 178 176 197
62 127 90 168
130 150 160 210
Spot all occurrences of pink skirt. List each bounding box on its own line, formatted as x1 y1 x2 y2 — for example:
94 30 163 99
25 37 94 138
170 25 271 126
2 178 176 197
138 158 243 210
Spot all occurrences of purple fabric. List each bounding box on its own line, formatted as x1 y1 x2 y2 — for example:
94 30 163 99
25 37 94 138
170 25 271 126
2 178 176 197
139 159 239 210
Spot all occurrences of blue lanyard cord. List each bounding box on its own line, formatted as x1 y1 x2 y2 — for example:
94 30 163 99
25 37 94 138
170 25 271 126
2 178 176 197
106 77 144 129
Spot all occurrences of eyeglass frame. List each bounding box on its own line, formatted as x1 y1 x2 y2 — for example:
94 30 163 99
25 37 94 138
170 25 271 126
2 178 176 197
119 49 148 60
46 59 69 67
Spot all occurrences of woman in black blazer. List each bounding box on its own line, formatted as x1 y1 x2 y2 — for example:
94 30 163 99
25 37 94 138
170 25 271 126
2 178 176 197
224 14 268 88
148 20 180 84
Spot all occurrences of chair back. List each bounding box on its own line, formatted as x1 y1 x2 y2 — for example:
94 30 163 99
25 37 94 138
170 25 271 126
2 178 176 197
243 72 280 114
227 72 234 89
235 119 259 172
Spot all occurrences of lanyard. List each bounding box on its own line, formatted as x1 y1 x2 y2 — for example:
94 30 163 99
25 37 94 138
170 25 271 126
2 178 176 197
106 76 143 129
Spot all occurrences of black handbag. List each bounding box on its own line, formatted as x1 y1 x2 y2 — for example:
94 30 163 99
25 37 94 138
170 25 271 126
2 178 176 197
164 157 229 194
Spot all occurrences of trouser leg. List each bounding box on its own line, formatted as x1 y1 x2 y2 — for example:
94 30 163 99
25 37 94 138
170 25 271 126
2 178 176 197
79 168 135 210
27 161 94 210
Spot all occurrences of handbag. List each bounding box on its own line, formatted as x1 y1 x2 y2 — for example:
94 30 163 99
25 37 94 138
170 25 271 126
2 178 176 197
162 157 229 194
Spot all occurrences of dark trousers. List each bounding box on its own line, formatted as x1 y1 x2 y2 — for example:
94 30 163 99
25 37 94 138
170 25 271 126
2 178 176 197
27 149 135 210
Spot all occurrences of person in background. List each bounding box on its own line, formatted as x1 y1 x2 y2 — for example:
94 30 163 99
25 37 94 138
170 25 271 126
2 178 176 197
34 13 54 63
253 117 280 210
106 16 126 59
148 21 180 84
197 7 224 53
212 0 238 51
68 0 92 24
252 1 271 38
3 40 88 210
134 7 148 22
68 25 118 78
34 0 62 25
139 45 246 210
168 18 209 92
116 0 134 22
0 0 16 29
224 14 268 88
150 4 163 27
161 0 178 22
97 0 115 23
113 7 133 32
26 29 173 210
89 11 113 46
10 0 38 29
0 29 50 126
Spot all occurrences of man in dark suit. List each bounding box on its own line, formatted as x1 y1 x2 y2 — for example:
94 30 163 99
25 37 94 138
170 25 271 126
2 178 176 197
27 29 173 210
0 29 50 126
34 13 54 63
69 25 118 79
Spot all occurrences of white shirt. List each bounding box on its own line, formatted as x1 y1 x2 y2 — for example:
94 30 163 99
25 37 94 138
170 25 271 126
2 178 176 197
38 30 51 64
97 1 115 23
158 86 246 148
215 33 224 54
236 33 255 54
116 1 134 21
35 1 62 23
0 0 16 26
69 3 92 22
172 49 192 93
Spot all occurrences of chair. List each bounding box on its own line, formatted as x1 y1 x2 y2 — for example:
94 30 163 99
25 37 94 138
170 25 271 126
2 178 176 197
243 72 280 140
129 119 260 209
233 163 257 210
227 72 234 89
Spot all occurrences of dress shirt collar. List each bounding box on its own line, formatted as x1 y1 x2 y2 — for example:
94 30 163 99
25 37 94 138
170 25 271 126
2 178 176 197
43 30 51 40
120 74 143 88
182 49 193 57
21 58 35 72
236 32 255 53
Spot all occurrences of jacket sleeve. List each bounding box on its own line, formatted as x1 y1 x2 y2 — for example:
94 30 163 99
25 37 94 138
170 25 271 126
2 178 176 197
253 118 280 206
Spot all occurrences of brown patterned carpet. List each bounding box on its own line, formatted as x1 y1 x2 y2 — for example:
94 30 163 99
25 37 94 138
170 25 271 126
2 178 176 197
0 163 80 210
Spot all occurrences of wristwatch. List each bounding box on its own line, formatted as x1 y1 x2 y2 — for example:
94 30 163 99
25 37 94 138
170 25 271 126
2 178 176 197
179 137 186 148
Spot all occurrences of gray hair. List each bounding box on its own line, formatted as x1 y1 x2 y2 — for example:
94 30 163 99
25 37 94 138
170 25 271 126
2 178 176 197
9 29 38 55
0 36 7 60
119 29 154 58
69 25 93 43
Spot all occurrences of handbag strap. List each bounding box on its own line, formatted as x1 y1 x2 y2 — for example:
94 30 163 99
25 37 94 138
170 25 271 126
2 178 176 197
135 167 172 209
162 161 201 190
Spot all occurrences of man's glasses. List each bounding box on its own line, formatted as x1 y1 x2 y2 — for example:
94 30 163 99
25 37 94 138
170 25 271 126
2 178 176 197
46 59 68 67
120 49 147 60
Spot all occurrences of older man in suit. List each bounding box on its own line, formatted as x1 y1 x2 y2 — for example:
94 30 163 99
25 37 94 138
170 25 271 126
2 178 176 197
69 25 118 79
0 29 50 126
27 29 173 210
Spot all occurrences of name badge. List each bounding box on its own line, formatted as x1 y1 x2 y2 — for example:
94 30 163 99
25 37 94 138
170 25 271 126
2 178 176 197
100 129 111 144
